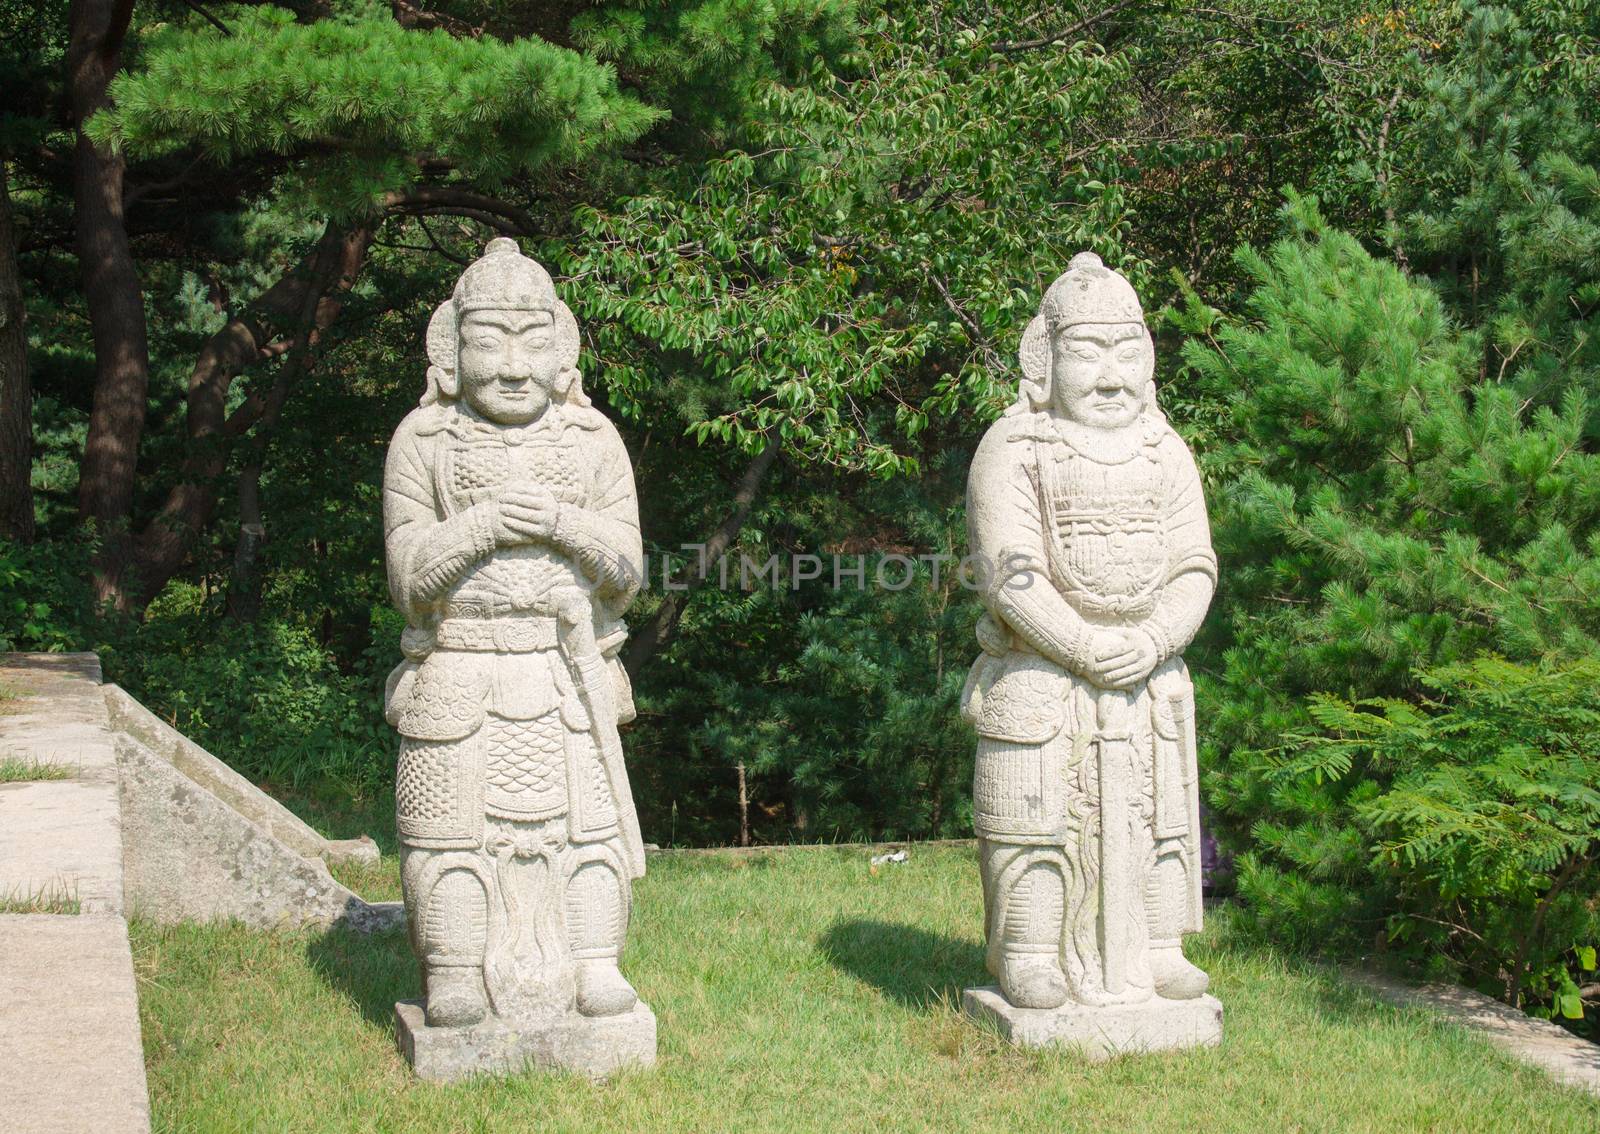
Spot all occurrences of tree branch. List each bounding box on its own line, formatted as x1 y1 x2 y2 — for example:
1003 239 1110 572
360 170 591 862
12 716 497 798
622 440 782 675
129 223 374 606
930 273 1005 372
384 186 536 236
180 0 231 36
100 0 138 62
991 1 1136 54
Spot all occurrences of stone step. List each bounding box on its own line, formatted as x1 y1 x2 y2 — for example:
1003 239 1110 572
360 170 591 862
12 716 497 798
0 913 151 1133
0 655 124 915
103 684 379 869
0 779 124 913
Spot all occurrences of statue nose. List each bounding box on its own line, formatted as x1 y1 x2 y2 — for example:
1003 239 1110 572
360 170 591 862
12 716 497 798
501 352 536 380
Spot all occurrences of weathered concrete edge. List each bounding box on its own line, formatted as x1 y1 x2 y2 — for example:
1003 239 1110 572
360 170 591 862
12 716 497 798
1345 968 1600 1097
102 683 379 868
0 913 152 1134
115 728 403 933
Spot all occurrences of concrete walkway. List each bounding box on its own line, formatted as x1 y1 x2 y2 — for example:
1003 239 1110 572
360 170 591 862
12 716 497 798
1347 968 1600 1097
0 654 150 1133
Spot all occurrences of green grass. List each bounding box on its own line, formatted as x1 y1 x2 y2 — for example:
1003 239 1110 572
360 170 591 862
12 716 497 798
0 754 75 783
0 880 81 914
129 845 1600 1134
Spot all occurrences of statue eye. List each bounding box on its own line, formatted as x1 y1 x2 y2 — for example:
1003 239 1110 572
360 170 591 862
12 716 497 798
468 335 502 350
1118 346 1142 361
1070 347 1100 361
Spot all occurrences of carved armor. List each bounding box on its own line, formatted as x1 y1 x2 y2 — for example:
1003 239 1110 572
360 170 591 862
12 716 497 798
1039 433 1170 619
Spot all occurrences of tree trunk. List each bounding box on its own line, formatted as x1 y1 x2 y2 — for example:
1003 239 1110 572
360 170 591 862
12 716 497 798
736 762 750 848
224 466 266 622
127 222 372 609
622 440 780 674
68 0 147 605
0 163 34 544
223 232 337 624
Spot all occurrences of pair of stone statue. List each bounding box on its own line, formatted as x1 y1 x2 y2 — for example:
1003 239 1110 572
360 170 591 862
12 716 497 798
381 239 1220 1080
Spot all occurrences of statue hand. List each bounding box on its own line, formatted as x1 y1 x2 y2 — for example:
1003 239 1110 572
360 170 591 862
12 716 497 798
552 587 598 654
1090 627 1160 690
495 486 560 545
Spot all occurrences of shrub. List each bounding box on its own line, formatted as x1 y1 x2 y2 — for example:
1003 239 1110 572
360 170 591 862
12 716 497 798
1259 657 1600 1022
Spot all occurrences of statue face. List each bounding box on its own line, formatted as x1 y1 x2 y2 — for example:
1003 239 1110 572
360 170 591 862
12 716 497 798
457 309 562 425
1050 321 1151 429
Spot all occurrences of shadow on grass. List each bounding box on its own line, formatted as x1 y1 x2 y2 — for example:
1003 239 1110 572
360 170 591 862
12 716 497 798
305 922 417 1029
819 918 987 1010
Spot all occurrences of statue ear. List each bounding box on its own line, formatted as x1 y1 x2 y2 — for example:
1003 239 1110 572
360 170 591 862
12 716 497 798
424 301 459 403
1139 329 1159 412
549 301 590 407
553 300 580 370
555 367 591 408
1017 315 1051 411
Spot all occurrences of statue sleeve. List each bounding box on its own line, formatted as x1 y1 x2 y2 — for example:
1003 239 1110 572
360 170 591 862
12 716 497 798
383 424 497 615
967 424 1096 674
1140 439 1217 661
552 423 644 608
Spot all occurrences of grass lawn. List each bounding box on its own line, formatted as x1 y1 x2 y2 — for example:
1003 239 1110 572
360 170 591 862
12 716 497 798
130 844 1600 1134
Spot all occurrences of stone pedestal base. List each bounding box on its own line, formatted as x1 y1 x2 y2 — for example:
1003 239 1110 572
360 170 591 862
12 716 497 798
394 999 657 1082
961 986 1223 1059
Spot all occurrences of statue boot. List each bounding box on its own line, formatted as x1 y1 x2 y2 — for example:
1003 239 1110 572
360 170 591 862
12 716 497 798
1146 849 1207 999
567 857 638 1017
995 857 1070 1009
1148 940 1208 999
421 866 490 1027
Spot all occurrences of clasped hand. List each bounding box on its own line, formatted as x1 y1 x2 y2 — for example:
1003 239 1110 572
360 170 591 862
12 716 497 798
1084 627 1160 690
493 485 560 546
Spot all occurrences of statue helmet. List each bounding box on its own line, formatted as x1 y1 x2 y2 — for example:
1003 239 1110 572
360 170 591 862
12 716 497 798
1038 251 1145 330
451 237 558 315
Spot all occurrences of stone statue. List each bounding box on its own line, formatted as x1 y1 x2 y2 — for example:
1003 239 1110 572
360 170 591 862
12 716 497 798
382 238 654 1079
959 252 1222 1055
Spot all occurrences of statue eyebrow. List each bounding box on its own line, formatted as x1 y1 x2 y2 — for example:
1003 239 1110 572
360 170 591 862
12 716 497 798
1056 324 1145 346
462 312 555 334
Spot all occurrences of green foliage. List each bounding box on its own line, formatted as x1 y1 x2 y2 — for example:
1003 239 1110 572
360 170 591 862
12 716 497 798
0 537 91 652
90 5 661 215
1184 191 1600 729
1394 1 1600 404
112 585 395 792
632 469 979 845
572 0 862 140
1281 657 1600 1021
554 0 1142 477
1183 187 1600 1018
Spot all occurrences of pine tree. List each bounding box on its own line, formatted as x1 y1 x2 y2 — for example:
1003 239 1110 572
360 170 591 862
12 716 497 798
1393 1 1600 409
1179 188 1600 1004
